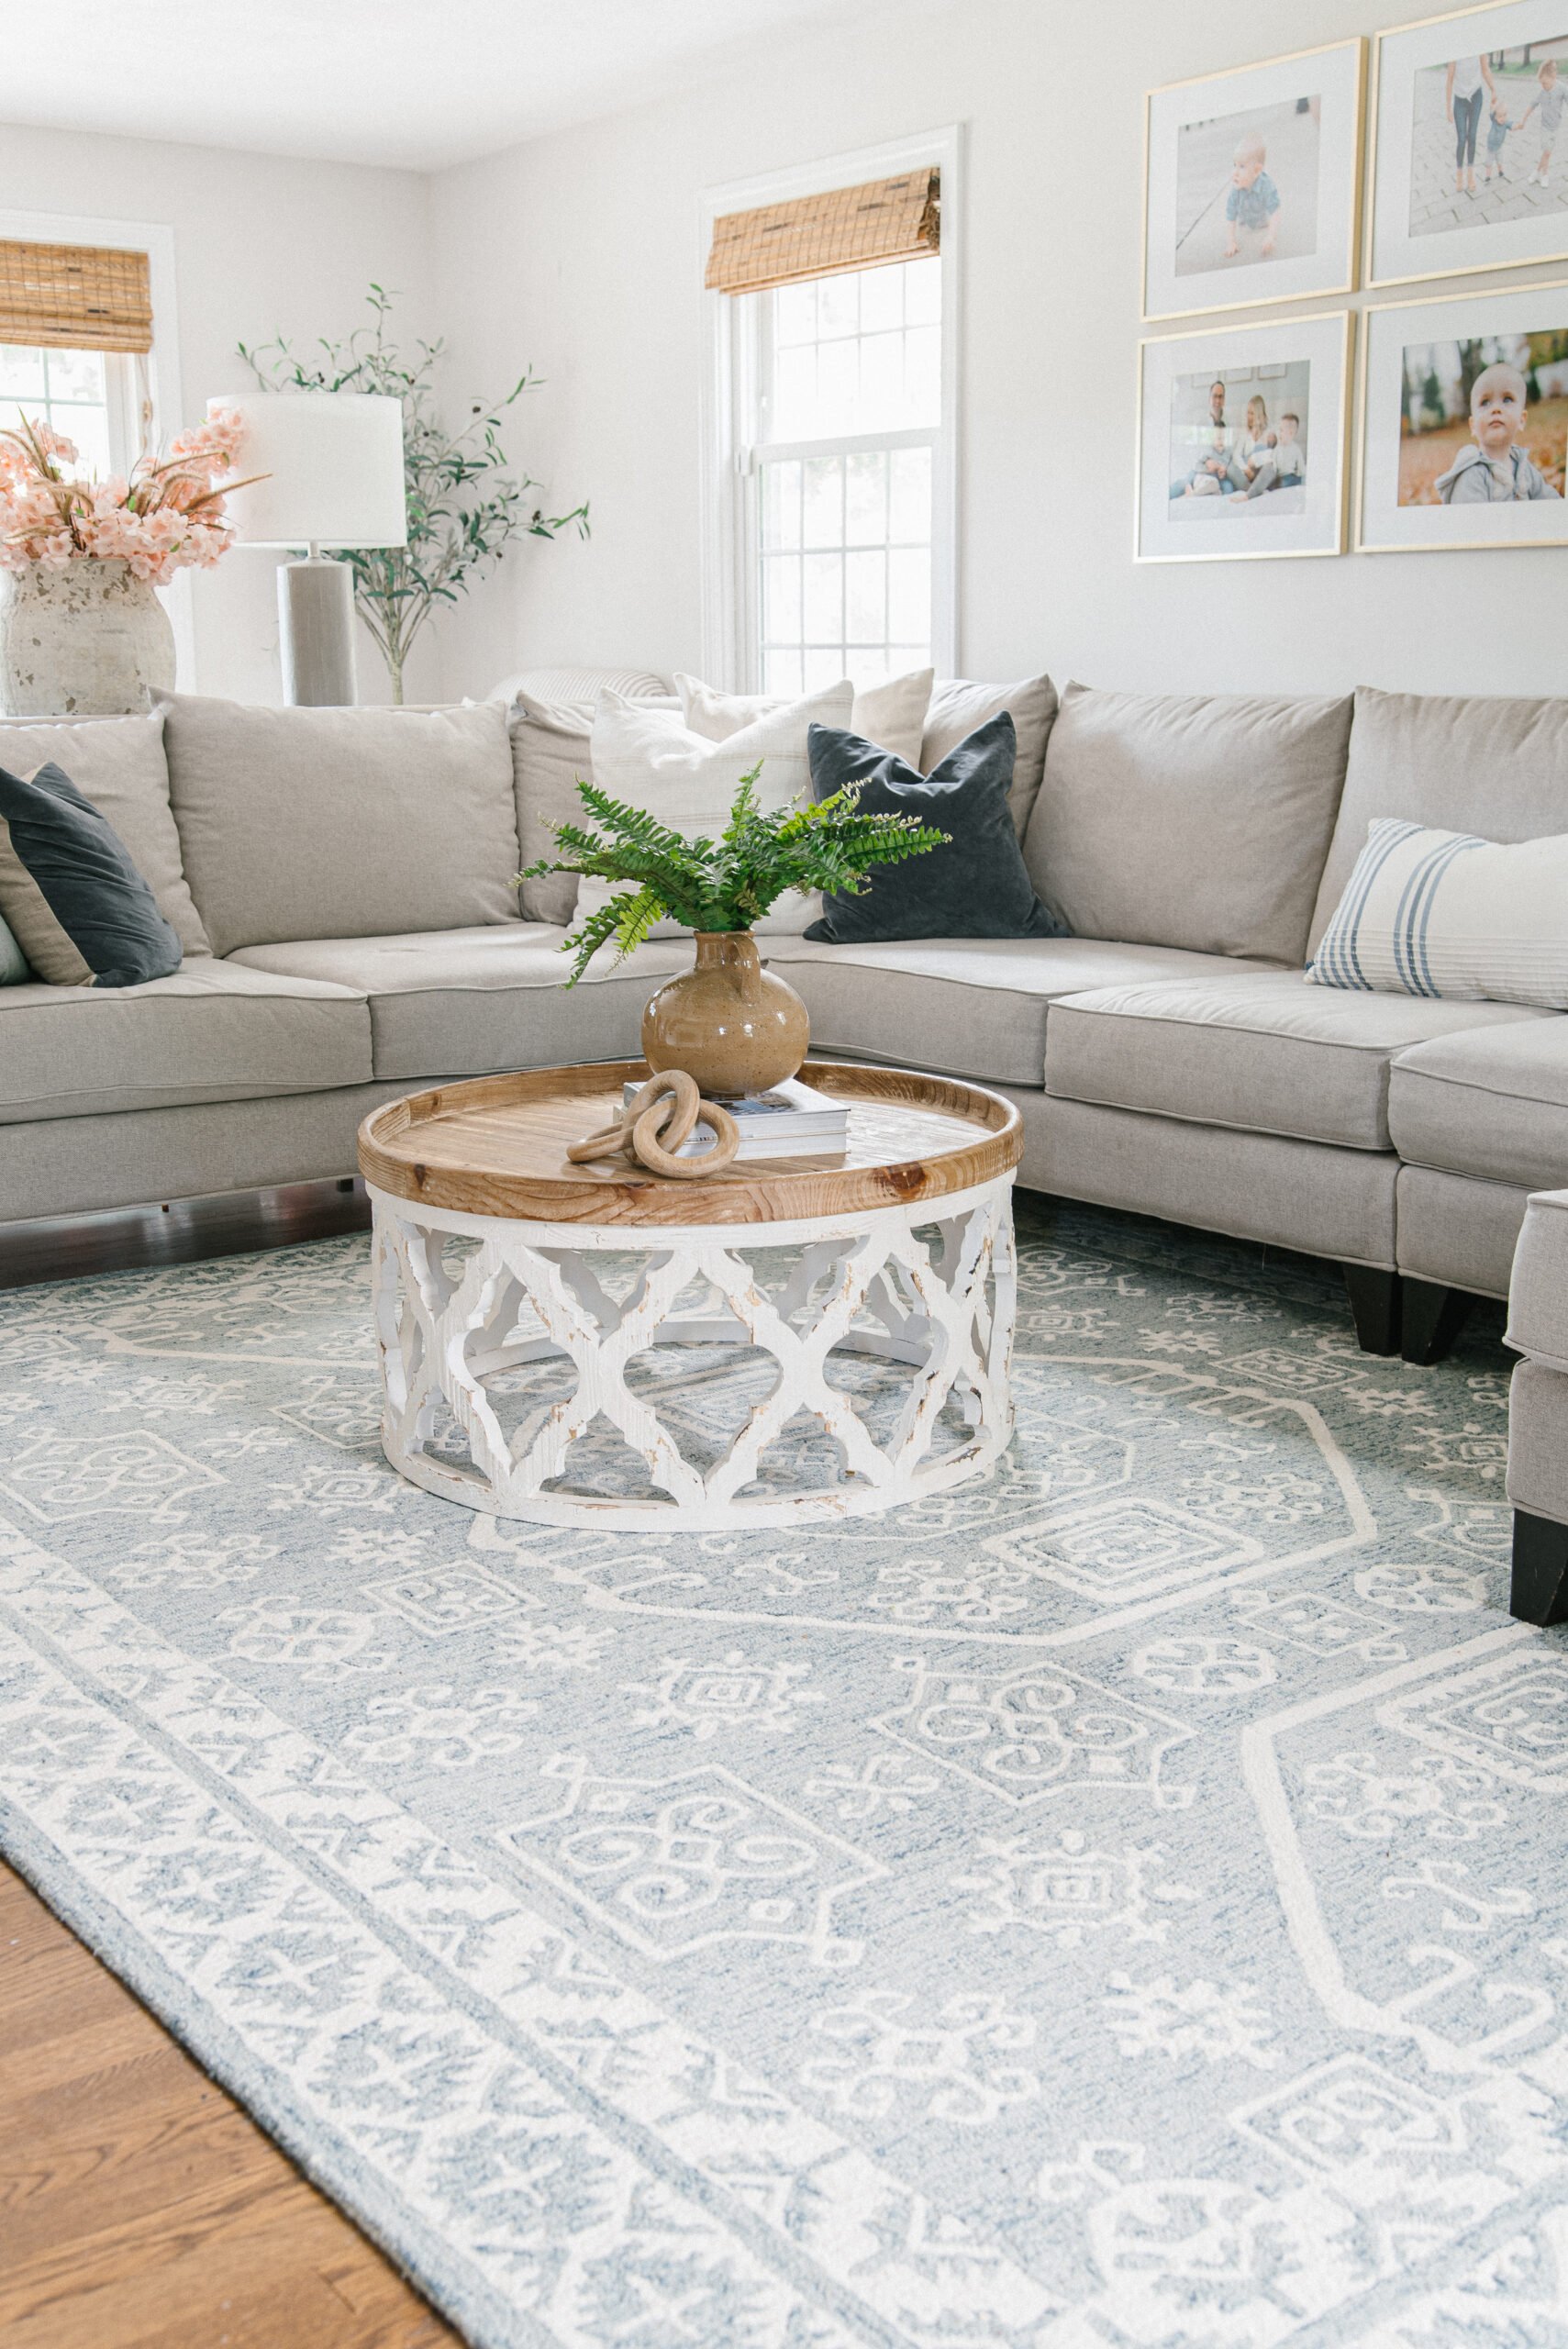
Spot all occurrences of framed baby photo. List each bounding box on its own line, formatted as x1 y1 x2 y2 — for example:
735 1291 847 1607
1357 279 1568 550
1142 39 1366 319
1137 313 1353 563
1369 3 1568 285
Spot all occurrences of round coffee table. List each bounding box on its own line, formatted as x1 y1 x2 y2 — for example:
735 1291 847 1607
358 1059 1021 1530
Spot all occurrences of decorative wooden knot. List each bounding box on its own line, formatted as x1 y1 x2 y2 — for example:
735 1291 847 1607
566 1070 741 1180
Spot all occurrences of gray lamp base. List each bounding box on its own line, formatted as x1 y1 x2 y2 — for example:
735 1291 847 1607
278 556 357 707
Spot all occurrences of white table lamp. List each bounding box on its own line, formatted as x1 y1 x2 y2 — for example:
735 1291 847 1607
211 393 407 706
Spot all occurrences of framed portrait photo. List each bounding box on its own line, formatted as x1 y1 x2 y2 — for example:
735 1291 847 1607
1142 39 1366 319
1137 312 1353 562
1369 3 1568 285
1358 279 1568 550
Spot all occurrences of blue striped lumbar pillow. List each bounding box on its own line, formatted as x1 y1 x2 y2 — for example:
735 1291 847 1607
1307 817 1568 1008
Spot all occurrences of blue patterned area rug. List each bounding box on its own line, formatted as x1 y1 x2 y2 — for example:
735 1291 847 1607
3 1198 1565 2348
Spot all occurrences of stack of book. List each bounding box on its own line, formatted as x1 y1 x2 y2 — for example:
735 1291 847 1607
623 1074 849 1162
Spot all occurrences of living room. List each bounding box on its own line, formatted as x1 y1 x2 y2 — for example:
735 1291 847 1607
4 1 1568 2343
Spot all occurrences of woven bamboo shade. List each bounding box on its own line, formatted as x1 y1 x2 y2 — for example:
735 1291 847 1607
706 168 940 296
0 240 153 355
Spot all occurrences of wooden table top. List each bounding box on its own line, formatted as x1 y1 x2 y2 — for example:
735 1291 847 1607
359 1060 1022 1228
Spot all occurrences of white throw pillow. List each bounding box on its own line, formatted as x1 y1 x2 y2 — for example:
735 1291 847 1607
573 682 854 940
1307 817 1568 1008
676 668 933 770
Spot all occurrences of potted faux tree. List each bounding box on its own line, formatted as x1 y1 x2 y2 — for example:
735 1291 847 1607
524 766 945 1097
240 286 586 704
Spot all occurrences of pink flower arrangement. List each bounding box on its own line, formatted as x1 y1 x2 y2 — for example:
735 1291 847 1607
0 408 260 586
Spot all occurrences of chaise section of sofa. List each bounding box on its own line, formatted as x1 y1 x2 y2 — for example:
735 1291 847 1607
1390 1022 1568 1326
1504 1190 1568 1622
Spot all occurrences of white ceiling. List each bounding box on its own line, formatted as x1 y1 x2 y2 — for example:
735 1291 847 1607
0 0 906 173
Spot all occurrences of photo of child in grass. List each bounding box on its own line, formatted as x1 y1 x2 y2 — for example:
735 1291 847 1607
1408 38 1568 238
1397 331 1568 502
1168 362 1310 516
1174 95 1322 278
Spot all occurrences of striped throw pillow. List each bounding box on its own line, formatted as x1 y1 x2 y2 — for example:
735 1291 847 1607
1307 817 1568 1008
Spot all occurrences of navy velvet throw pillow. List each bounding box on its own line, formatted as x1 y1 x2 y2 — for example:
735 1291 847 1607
0 759 182 987
804 713 1062 944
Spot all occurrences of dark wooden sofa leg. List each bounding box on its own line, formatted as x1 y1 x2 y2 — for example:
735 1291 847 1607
1343 1264 1401 1356
1510 1509 1568 1625
1400 1278 1473 1366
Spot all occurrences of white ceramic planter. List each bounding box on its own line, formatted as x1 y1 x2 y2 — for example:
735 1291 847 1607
0 559 176 717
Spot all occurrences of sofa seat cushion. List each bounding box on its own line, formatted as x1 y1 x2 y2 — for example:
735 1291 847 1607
230 926 692 1082
0 959 370 1123
1045 968 1550 1151
762 937 1276 1088
1389 1019 1568 1191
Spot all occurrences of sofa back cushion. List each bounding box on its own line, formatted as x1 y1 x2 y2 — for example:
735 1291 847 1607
1308 687 1568 954
161 694 521 954
920 674 1057 838
0 710 208 954
511 692 595 924
1023 681 1352 963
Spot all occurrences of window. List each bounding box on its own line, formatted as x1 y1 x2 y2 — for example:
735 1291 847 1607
706 135 958 693
0 238 156 479
752 258 940 696
0 344 141 476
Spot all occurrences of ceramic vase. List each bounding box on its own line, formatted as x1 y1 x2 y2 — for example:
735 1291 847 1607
0 558 176 717
641 930 810 1099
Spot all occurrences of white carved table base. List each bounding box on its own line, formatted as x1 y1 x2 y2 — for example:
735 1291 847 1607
368 1176 1017 1529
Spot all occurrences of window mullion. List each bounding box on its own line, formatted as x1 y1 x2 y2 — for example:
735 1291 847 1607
731 246 945 694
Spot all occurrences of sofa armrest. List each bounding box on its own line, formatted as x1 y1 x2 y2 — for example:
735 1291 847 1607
1506 1189 1568 1371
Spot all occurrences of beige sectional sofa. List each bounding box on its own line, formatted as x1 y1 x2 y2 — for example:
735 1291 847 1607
3 676 1566 1620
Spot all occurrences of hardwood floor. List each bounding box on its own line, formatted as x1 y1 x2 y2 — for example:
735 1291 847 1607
0 1865 461 2348
0 1188 468 2339
0 1178 373 1292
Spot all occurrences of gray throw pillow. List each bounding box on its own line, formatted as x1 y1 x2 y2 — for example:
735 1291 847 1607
0 760 182 987
804 715 1062 944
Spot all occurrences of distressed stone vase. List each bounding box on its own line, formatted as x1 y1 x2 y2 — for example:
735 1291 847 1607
0 558 176 716
641 930 810 1099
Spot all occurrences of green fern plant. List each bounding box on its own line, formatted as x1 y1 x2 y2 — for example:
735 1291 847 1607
522 763 947 984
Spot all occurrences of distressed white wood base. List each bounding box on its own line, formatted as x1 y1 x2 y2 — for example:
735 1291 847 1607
367 1177 1017 1528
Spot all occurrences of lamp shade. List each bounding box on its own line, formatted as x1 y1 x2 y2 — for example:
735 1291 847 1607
210 392 407 549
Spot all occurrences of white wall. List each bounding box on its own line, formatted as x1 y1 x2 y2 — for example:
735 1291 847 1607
0 124 436 703
428 0 1568 705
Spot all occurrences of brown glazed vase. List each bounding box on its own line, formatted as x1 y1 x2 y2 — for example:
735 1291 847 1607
641 930 810 1099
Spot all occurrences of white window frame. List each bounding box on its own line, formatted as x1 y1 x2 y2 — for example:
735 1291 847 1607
0 207 195 687
700 125 962 691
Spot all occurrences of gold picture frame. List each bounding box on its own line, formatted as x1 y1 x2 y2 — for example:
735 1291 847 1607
1142 39 1367 321
1136 311 1355 563
1367 1 1568 287
1355 278 1568 550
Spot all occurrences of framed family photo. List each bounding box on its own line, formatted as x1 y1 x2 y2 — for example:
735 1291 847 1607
1136 312 1353 562
1358 278 1568 548
1369 2 1568 284
1142 39 1366 318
